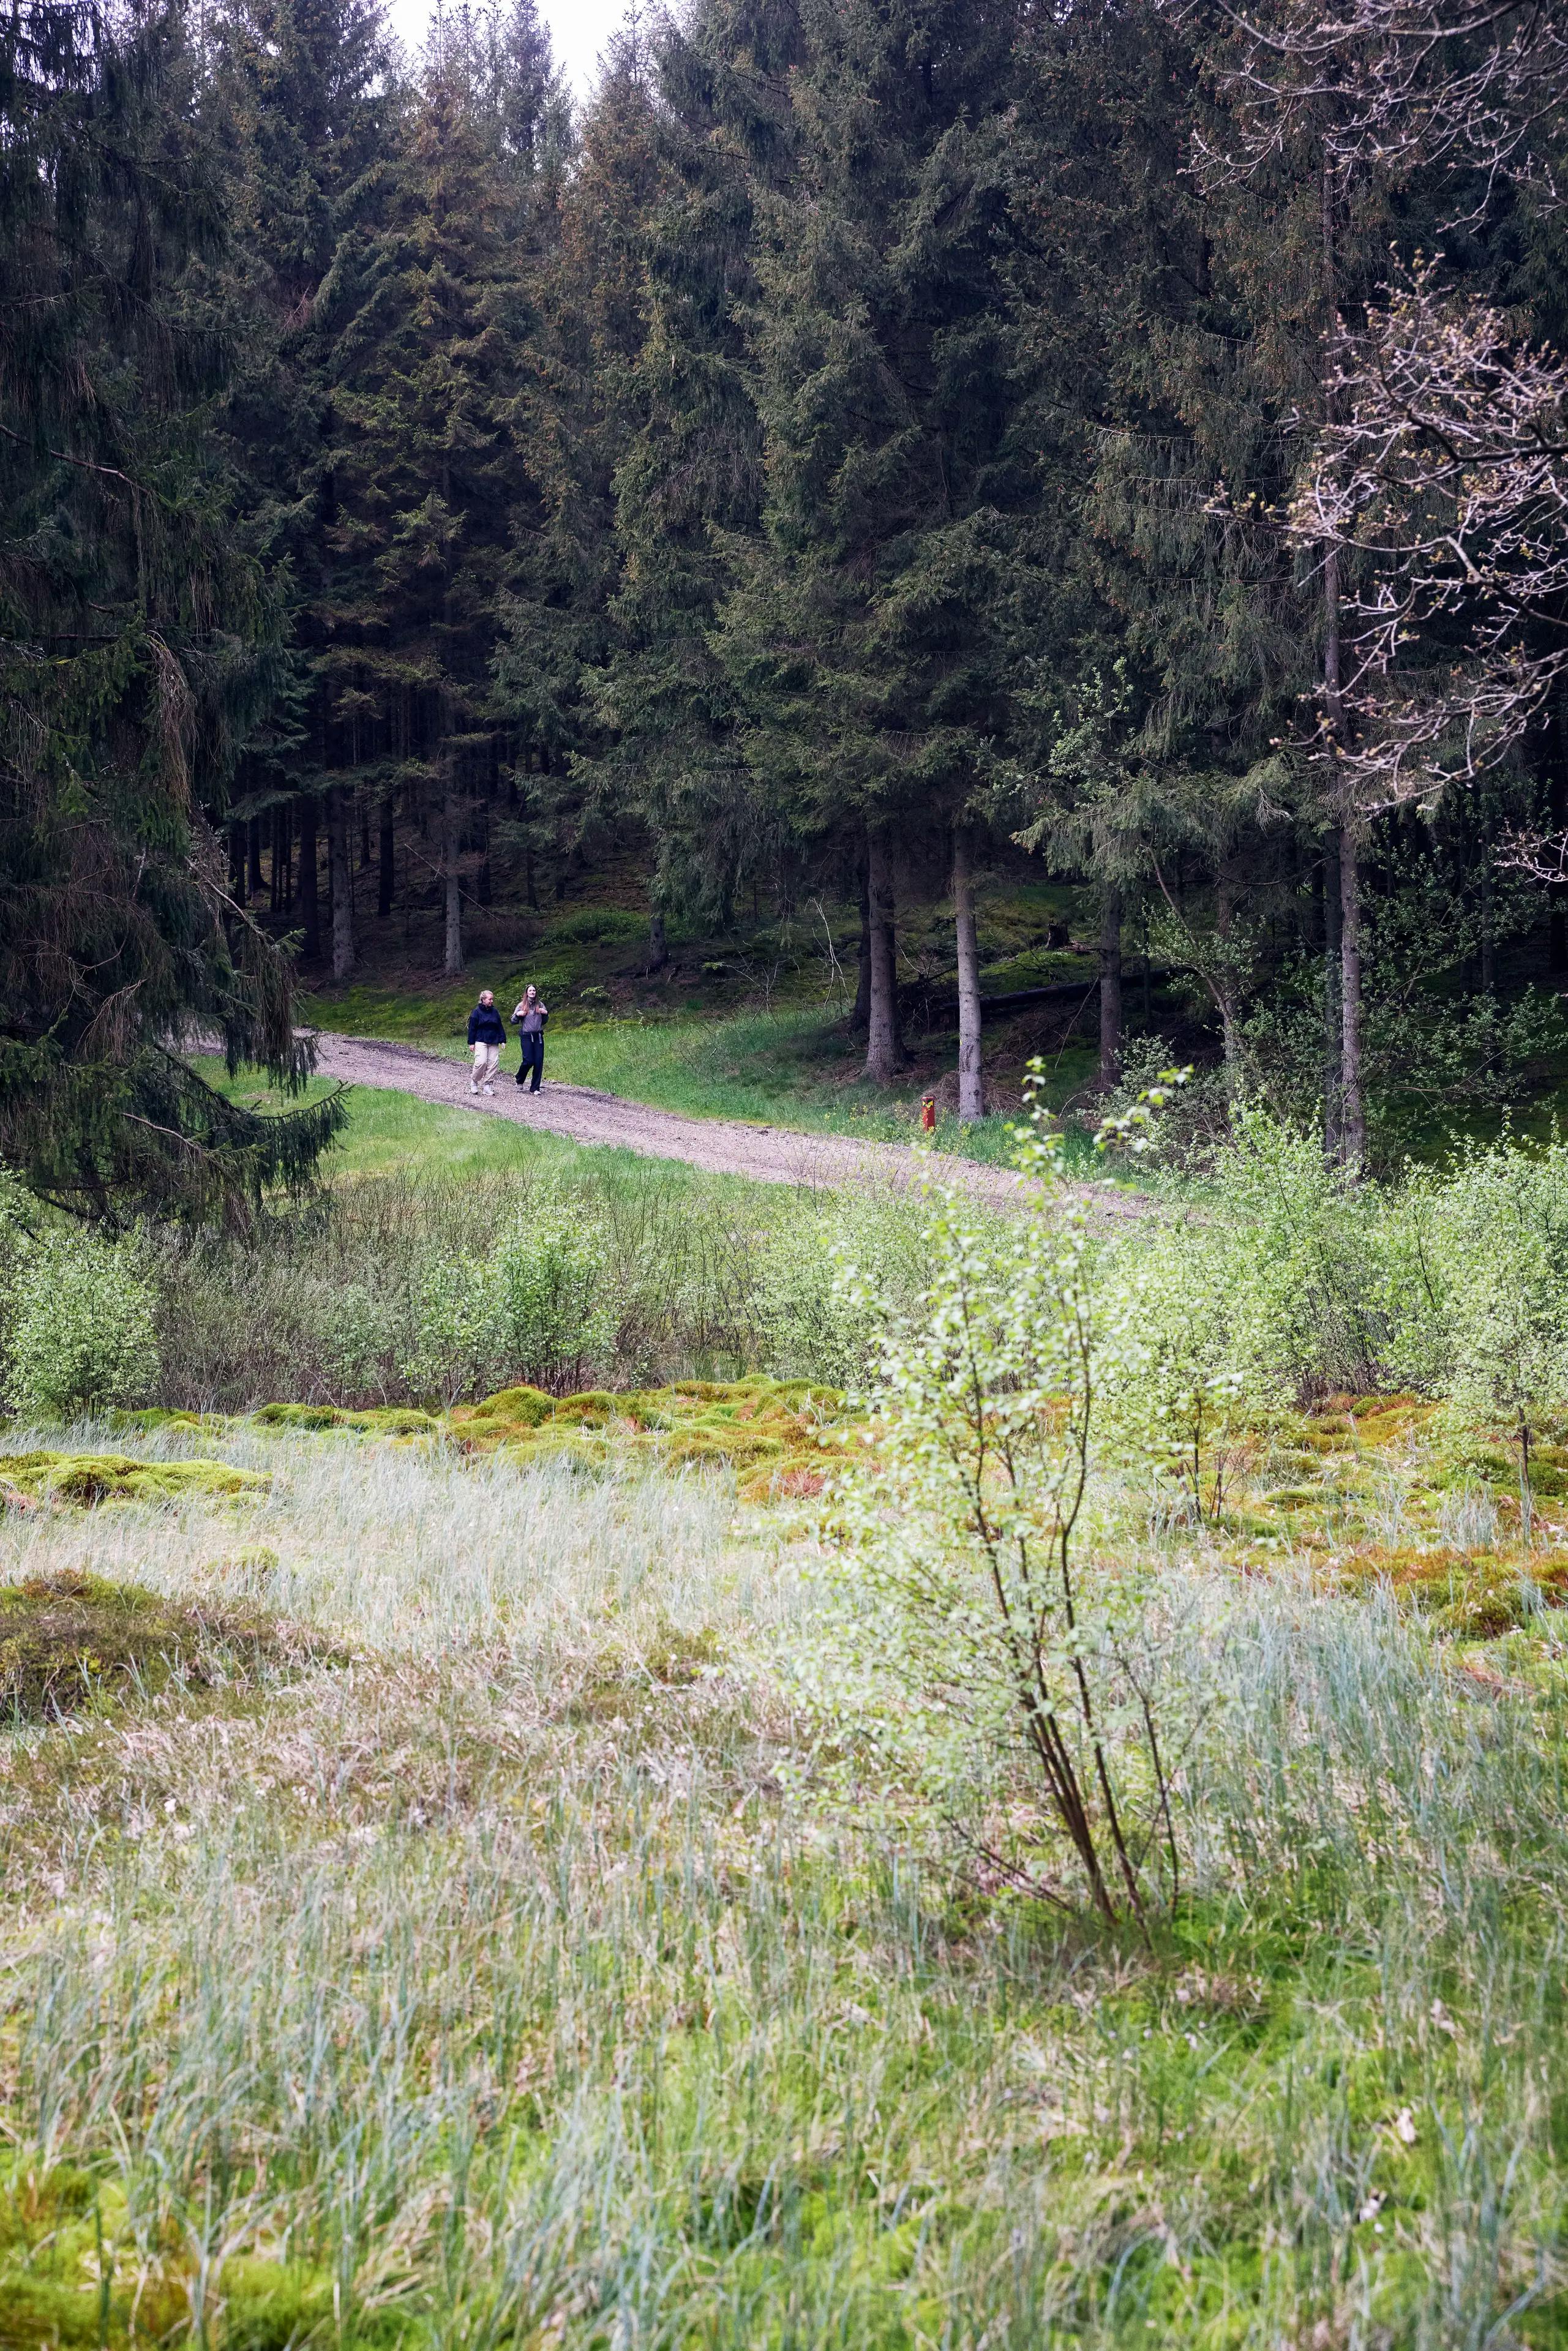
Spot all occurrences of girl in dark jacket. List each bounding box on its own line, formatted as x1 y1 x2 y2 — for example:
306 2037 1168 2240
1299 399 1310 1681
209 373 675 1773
467 992 506 1094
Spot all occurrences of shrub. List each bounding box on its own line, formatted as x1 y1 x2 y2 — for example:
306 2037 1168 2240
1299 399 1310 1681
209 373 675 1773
1426 1140 1568 1541
1101 1218 1254 1523
490 1195 616 1392
753 1188 936 1388
5 1226 160 1420
795 1139 1182 1930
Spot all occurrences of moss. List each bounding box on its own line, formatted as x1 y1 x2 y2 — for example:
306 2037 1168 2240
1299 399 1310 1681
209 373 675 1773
252 1402 438 1436
451 1382 555 1429
110 1406 223 1434
449 1374 852 1499
0 1570 321 1722
0 1452 269 1507
0 2167 347 2350
219 2257 336 2351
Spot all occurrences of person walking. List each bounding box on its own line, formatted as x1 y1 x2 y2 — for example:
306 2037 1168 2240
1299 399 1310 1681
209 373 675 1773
512 984 549 1092
467 990 506 1095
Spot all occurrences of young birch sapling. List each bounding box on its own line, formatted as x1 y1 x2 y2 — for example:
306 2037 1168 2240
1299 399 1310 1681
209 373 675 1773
805 1067 1187 1931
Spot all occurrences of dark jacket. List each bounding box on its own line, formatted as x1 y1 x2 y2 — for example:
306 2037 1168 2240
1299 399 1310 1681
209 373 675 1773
467 1003 506 1046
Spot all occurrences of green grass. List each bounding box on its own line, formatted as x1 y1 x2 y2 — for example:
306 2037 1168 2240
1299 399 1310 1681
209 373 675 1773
280 1000 1107 1173
4 1397 1568 2343
197 1056 763 1193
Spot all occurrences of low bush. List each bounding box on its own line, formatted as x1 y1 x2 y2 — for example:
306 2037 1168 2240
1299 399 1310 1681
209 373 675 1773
4 1226 160 1419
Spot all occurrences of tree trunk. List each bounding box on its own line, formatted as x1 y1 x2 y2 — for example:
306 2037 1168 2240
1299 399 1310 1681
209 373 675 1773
296 793 320 961
1340 825 1365 1174
1098 884 1123 1092
271 801 288 914
1480 848 1496 997
378 793 395 920
443 781 464 977
953 827 984 1121
1550 697 1568 972
329 786 355 981
1320 160 1365 1175
647 912 667 975
851 861 872 1034
1322 830 1343 1160
1215 864 1240 1092
229 822 247 906
865 828 899 1084
247 816 264 898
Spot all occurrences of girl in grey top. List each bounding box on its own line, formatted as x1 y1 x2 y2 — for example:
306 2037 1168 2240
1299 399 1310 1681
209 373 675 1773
512 985 549 1092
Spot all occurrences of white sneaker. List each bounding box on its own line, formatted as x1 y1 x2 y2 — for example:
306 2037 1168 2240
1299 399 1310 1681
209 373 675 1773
484 1084 495 1095
469 1082 478 1094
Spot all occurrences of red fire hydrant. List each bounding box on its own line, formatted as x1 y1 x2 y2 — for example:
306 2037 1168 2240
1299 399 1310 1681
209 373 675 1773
921 1093 937 1133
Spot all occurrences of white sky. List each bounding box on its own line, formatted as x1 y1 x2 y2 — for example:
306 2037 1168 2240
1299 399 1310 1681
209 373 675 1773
388 0 631 98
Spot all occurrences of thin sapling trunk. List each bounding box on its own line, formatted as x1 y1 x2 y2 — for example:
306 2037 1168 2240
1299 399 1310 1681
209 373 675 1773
953 826 985 1120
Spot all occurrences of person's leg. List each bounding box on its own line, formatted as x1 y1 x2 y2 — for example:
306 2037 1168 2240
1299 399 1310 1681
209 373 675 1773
470 1043 484 1093
529 1036 543 1093
514 1035 531 1086
483 1044 500 1092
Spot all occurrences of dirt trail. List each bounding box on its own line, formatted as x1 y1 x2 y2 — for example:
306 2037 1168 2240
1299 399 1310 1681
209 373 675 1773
309 1031 1147 1216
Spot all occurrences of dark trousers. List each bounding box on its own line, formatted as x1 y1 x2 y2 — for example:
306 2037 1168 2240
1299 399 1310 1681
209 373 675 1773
516 1033 544 1092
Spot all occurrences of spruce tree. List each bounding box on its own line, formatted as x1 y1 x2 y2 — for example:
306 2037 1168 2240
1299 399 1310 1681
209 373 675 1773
208 0 403 977
717 0 1030 1079
323 2 560 975
0 0 343 1221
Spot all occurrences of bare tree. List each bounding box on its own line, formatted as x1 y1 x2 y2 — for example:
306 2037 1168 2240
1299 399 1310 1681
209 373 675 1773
1190 0 1568 205
1289 260 1568 811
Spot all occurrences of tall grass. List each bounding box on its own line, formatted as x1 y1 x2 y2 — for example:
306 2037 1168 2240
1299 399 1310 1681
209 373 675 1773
3 1425 1568 2343
146 1161 947 1411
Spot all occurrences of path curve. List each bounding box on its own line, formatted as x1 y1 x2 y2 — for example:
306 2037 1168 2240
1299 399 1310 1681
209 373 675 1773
307 1032 1148 1217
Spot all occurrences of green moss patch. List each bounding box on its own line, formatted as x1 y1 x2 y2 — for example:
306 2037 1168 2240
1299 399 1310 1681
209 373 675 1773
0 2164 354 2350
0 1570 315 1722
0 1452 269 1509
449 1374 849 1500
252 1401 439 1436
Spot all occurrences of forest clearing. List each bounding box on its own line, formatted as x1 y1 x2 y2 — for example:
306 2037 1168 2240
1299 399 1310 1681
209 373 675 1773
13 0 1568 2334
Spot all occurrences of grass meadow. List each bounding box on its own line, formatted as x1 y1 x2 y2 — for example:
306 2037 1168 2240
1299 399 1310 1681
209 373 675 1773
10 1064 1568 2342
4 1408 1568 2346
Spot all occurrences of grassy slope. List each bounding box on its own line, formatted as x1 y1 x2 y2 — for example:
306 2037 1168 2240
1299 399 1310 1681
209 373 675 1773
2 1402 1568 2342
296 867 1117 1164
198 1055 771 1201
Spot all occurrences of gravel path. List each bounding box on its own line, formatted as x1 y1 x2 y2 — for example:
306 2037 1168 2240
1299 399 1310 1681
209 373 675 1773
309 1030 1148 1217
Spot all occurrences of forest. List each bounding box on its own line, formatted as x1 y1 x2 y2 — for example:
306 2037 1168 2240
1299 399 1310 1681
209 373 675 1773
14 1 1568 2345
10 0 1568 1210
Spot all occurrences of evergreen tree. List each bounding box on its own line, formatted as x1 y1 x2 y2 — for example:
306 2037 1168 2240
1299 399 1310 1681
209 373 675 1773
717 0 1030 1079
579 0 805 961
323 1 561 975
493 19 665 918
0 0 343 1221
208 0 403 973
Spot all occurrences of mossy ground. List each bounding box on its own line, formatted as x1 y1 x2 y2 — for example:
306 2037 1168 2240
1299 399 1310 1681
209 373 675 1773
0 2161 354 2351
0 1568 316 1721
448 1374 849 1500
5 1393 1568 2344
0 1452 268 1509
10 1382 1568 1642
